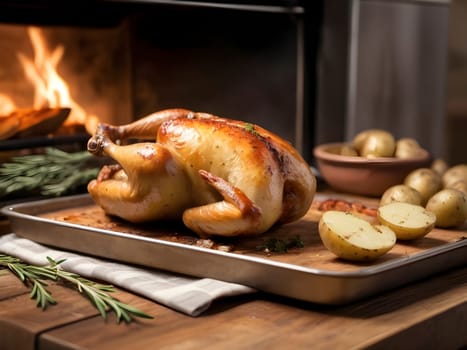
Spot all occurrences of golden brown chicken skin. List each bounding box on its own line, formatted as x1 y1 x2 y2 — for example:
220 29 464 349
87 109 316 237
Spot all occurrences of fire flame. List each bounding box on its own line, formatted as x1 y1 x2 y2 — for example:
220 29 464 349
0 94 16 116
0 26 99 135
17 27 88 127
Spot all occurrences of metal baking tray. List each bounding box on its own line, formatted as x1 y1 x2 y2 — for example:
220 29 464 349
2 194 466 305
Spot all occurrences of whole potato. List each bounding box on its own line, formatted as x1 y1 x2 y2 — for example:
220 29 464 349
380 184 423 206
425 189 467 228
352 129 396 158
446 180 467 195
442 164 467 188
352 129 377 151
340 144 359 156
431 158 448 176
394 138 425 159
404 168 442 205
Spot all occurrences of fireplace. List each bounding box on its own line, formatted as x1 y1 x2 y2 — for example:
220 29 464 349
0 1 322 161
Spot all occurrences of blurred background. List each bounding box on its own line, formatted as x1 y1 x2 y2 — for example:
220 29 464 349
446 0 467 165
316 0 466 166
0 0 465 165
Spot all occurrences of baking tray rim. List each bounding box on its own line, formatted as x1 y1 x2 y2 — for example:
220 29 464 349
2 193 466 280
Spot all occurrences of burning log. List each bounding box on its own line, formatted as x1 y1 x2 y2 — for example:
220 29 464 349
0 107 70 140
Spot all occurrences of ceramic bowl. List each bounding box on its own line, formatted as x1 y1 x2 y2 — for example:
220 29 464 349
313 142 431 197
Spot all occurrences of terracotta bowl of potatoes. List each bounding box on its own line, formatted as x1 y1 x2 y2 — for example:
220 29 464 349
313 129 431 197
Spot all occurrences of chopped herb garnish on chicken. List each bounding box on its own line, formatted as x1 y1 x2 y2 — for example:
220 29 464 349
244 123 259 136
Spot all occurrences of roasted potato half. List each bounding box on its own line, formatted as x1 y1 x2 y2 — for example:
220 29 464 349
319 211 396 261
377 202 436 240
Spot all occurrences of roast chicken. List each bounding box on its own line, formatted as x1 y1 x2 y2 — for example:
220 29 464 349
87 108 316 237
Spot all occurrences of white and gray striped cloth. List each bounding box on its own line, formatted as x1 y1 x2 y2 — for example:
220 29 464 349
0 233 256 316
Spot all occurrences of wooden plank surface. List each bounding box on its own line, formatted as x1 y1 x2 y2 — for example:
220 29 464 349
0 273 102 350
0 267 465 350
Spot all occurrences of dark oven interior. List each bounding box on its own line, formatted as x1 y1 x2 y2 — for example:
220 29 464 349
0 0 322 161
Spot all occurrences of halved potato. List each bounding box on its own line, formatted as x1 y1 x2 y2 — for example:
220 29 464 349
318 211 396 261
377 202 436 240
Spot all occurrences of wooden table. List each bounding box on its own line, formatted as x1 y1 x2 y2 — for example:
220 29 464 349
0 255 465 349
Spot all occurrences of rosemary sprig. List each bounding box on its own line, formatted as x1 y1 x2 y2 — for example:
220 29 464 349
0 148 100 198
0 254 153 323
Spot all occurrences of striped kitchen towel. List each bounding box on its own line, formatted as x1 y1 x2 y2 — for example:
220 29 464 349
0 233 256 316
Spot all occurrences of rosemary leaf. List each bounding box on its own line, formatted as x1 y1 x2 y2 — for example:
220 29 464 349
47 256 66 265
117 301 153 319
28 265 58 280
30 281 56 309
106 298 124 321
8 263 26 281
92 293 109 319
